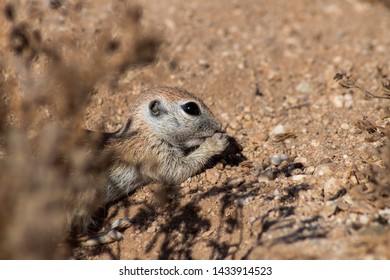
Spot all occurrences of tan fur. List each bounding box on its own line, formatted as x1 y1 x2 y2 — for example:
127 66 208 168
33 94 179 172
100 87 228 205
72 87 228 245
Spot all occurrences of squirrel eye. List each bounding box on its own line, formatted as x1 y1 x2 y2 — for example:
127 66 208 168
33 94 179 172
149 100 160 116
181 102 200 116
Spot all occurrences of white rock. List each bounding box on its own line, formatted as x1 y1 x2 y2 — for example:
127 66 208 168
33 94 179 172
258 175 270 183
359 215 370 225
296 81 312 94
324 177 342 200
294 156 308 164
270 154 289 166
310 140 320 147
344 93 353 109
332 55 342 64
331 95 344 108
314 164 333 177
292 174 306 182
198 59 209 67
271 124 285 136
331 94 354 109
305 166 315 174
248 216 256 223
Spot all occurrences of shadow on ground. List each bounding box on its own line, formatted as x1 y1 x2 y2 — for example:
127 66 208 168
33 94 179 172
76 178 328 259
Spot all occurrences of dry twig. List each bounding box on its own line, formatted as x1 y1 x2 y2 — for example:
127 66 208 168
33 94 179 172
334 70 390 100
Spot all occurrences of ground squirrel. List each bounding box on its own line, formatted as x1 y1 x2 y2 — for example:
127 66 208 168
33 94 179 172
75 87 229 245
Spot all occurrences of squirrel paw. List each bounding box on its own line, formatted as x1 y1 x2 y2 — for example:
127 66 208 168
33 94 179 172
204 132 229 154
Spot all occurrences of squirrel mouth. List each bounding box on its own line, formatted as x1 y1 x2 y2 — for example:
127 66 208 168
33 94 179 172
181 131 220 152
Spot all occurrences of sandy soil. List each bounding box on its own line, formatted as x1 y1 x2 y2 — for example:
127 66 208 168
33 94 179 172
76 0 390 260
2 0 390 259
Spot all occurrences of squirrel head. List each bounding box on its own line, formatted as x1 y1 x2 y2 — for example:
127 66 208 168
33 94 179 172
131 87 222 150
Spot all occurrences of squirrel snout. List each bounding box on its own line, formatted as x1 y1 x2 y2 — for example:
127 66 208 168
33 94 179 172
216 122 227 134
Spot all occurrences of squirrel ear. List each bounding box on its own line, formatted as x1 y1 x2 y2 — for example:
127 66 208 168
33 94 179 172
149 100 161 116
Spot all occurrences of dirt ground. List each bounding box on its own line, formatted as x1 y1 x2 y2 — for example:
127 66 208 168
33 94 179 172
2 0 390 259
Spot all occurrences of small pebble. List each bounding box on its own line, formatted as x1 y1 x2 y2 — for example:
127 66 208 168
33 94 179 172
292 174 306 182
215 163 224 170
305 166 315 174
295 81 312 94
341 123 349 130
310 140 320 147
289 168 303 176
331 95 344 109
324 177 343 200
344 94 353 109
238 62 245 69
270 153 289 166
273 189 281 199
260 168 277 180
146 225 157 233
294 156 307 164
205 169 220 185
243 114 252 121
359 215 370 225
229 121 240 130
271 124 285 136
322 201 338 217
331 94 354 109
248 216 256 223
198 59 210 68
237 197 249 206
258 175 270 183
227 178 245 186
332 55 342 64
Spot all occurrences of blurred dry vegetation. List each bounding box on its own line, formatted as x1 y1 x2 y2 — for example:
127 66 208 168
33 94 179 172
344 0 390 199
333 70 390 200
0 0 159 259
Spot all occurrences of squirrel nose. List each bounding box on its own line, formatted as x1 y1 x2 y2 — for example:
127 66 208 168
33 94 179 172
215 122 226 133
214 121 223 132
